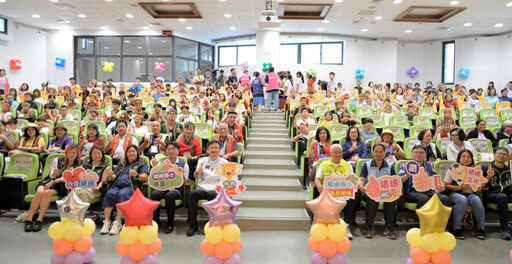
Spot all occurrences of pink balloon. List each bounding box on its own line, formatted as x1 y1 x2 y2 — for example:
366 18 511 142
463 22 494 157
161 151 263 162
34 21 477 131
328 253 346 264
64 250 84 264
120 256 138 264
139 253 158 264
205 255 223 264
312 252 328 264
224 254 241 264
83 247 96 263
51 252 65 264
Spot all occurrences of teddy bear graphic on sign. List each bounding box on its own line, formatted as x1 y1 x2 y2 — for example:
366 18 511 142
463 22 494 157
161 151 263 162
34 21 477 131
215 163 247 196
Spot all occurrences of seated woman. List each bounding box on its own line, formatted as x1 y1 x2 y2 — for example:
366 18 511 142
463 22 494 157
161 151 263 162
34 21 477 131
74 146 112 203
444 150 486 240
101 145 148 235
24 144 80 232
380 129 405 164
177 122 201 180
79 124 104 160
17 102 36 123
204 108 220 132
128 115 149 139
497 120 512 142
342 127 368 168
467 120 497 147
318 111 338 129
17 123 45 154
46 124 72 155
150 142 189 233
417 129 442 162
178 105 196 124
447 128 476 161
308 127 332 168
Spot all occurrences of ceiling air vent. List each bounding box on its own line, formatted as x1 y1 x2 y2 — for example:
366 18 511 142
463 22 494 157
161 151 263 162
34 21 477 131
54 19 70 24
393 5 466 23
53 3 76 9
357 10 376 16
277 3 332 20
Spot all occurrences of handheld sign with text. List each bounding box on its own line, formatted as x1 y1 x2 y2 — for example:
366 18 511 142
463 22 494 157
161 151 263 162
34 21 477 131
62 167 99 189
324 173 359 200
412 167 443 192
364 175 402 202
215 163 247 196
148 159 184 191
450 163 488 192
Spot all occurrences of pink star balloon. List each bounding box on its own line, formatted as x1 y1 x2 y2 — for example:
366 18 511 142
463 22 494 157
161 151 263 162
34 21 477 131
202 188 242 226
306 190 347 225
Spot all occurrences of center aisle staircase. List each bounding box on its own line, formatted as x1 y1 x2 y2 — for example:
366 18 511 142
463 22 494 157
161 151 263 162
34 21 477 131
235 112 310 230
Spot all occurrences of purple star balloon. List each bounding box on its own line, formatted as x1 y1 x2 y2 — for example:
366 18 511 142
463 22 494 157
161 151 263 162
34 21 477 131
202 188 242 226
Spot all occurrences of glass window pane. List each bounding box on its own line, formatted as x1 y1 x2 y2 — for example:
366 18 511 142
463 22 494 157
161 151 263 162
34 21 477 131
301 44 320 64
148 57 172 82
443 42 455 84
237 46 256 65
76 37 94 55
280 44 298 65
201 44 213 62
218 47 237 66
200 64 214 85
322 43 342 64
175 38 198 59
122 57 146 82
148 37 172 56
123 37 146 55
97 57 121 82
176 58 198 83
97 37 121 55
75 57 95 84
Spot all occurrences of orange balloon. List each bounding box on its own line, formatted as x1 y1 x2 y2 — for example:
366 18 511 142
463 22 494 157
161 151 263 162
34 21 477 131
116 241 130 256
74 235 93 253
53 238 73 256
410 246 431 264
318 239 337 258
129 242 148 261
308 237 320 252
147 238 162 254
214 241 233 260
431 250 451 264
200 239 215 256
336 237 351 254
231 239 243 253
510 249 512 261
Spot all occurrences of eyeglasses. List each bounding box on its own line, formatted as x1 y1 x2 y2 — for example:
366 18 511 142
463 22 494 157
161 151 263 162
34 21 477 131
496 152 508 156
412 151 426 155
450 134 458 137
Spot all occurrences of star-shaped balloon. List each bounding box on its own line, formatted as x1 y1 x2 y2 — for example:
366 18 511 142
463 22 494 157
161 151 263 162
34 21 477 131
116 188 160 227
202 188 242 226
56 191 90 226
306 190 347 225
416 194 452 235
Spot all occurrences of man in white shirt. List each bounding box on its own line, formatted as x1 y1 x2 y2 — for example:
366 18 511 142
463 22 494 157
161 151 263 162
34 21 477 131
54 105 75 124
187 140 228 236
327 72 337 92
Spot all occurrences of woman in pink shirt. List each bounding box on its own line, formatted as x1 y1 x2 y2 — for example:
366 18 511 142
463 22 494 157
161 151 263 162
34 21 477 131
265 67 280 112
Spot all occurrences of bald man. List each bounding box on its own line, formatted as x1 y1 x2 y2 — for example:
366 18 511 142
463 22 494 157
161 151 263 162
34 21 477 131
139 121 169 160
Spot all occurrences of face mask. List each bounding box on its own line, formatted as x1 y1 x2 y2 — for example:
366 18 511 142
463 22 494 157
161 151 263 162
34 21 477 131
446 90 452 94
506 128 512 133
7 99 13 104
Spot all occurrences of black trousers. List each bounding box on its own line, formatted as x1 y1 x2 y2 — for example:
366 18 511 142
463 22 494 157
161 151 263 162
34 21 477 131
364 194 396 228
187 189 217 225
407 191 450 209
488 192 512 227
150 189 181 225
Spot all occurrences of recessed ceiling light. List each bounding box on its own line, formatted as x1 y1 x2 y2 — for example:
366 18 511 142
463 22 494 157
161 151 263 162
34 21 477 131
0 0 6 3
318 28 324 31
334 0 344 2
161 40 166 42
126 14 134 18
148 53 153 55
322 20 329 24
32 14 41 18
276 0 283 2
464 22 472 27
507 2 512 7
449 1 459 5
179 18 186 22
124 40 130 43
50 0 59 2
361 28 368 32
224 13 232 18
404 29 412 33
104 47 110 50
100 26 109 30
78 14 87 18
142 26 150 30
186 26 192 30
219 0 226 2
374 16 383 20
229 26 236 30
495 23 504 28
137 46 142 49
392 0 401 4
105 0 112 2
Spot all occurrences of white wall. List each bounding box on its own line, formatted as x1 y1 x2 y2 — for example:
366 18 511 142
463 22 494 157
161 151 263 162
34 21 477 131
46 30 74 86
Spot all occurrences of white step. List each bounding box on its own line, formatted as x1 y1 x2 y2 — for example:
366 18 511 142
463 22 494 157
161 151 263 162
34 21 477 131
236 207 310 230
246 143 292 151
251 123 286 129
244 159 297 170
241 168 301 179
249 132 289 139
250 127 289 133
251 119 286 125
244 150 296 160
234 190 308 208
248 137 288 145
242 177 302 191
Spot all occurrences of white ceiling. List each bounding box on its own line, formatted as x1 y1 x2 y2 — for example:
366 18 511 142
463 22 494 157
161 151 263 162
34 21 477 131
0 0 511 42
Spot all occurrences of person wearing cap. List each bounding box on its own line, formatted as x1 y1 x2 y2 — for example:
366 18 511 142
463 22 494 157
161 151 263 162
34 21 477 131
0 102 13 122
17 123 45 154
123 93 136 114
46 124 72 153
221 102 245 127
380 129 405 163
132 99 149 120
151 85 166 103
84 93 100 113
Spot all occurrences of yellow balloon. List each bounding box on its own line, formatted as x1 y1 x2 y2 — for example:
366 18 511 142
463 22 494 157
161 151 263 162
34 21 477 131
204 222 210 234
223 224 241 243
327 224 346 243
152 221 159 232
61 218 73 226
439 232 456 251
339 219 347 231
63 223 83 242
82 218 96 236
205 226 223 245
310 224 328 242
48 222 65 240
139 226 158 245
421 233 442 253
406 228 422 246
119 226 139 246
108 68 113 72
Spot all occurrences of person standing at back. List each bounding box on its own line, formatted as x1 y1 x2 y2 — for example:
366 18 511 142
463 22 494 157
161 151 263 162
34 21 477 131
265 67 280 112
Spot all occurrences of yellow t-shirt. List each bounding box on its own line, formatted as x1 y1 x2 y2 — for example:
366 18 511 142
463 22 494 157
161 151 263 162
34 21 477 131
22 137 44 148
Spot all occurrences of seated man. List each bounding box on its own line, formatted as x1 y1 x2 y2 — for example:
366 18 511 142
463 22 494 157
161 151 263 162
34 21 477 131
103 99 122 126
187 140 228 236
106 119 139 164
211 123 239 162
295 108 316 128
177 122 202 179
221 102 245 126
399 145 450 208
147 103 166 123
54 105 75 124
226 111 244 144
139 121 168 160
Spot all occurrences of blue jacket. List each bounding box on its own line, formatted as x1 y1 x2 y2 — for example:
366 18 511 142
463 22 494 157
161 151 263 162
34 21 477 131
341 141 368 160
399 161 436 199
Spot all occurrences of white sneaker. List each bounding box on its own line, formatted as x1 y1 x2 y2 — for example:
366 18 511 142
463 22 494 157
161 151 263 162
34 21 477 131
100 220 111 235
346 226 353 240
109 220 122 235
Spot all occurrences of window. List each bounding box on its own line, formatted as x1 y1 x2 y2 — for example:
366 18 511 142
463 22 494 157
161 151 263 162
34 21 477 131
301 44 321 64
217 45 256 66
175 38 198 60
321 43 342 64
148 37 172 55
280 44 298 65
0 17 7 34
76 37 94 55
237 46 256 65
97 37 121 56
122 57 146 81
148 57 172 82
97 57 121 82
442 41 455 84
200 44 214 63
218 46 237 66
123 37 146 56
75 57 95 83
175 58 198 84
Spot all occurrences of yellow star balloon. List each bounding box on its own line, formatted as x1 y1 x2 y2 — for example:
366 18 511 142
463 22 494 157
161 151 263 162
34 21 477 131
416 194 452 235
306 190 347 225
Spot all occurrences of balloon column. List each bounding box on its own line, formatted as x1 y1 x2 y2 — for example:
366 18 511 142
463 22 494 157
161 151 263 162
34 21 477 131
154 62 165 73
116 189 162 264
55 57 66 67
10 59 21 70
200 188 243 264
458 68 470 79
306 190 351 264
262 62 272 73
103 62 114 72
405 194 455 264
407 67 419 78
48 192 96 264
355 68 365 79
